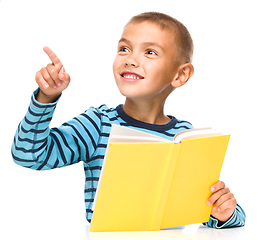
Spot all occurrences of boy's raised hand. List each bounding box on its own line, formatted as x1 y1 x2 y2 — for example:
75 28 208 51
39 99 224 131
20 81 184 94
207 181 237 223
35 46 70 103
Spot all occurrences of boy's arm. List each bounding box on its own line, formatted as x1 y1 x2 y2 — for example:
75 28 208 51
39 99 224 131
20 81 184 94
11 89 102 170
11 47 101 170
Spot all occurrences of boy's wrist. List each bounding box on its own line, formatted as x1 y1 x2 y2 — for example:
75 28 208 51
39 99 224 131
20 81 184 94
30 89 60 114
36 89 61 104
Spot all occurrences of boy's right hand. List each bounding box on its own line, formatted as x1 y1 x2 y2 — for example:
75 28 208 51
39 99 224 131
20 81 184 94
35 46 70 103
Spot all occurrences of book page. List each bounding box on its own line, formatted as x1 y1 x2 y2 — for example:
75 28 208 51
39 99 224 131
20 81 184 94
173 128 222 143
110 124 171 143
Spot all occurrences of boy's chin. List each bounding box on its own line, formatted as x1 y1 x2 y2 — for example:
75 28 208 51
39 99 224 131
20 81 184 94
118 89 141 99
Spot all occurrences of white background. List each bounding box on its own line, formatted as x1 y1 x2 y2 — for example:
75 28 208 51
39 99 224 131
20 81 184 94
0 0 257 239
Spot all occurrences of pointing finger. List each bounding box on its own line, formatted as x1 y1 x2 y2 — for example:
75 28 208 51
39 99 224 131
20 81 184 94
43 46 63 71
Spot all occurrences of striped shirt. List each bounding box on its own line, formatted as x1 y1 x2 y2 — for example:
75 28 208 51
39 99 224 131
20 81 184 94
11 89 245 228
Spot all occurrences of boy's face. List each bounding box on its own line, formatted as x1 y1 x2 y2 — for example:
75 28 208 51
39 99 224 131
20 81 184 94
113 21 180 101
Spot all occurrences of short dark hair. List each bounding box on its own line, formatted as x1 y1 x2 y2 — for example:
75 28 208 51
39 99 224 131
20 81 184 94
127 12 194 64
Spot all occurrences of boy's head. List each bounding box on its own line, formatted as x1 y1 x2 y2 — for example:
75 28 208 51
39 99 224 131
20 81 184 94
113 12 194 101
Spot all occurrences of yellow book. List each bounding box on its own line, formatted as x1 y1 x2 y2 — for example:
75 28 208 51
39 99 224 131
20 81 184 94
90 125 230 232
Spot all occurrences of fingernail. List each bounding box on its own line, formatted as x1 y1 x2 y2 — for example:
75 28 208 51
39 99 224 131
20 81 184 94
211 187 215 192
57 82 62 87
207 201 211 206
59 73 64 79
44 84 49 88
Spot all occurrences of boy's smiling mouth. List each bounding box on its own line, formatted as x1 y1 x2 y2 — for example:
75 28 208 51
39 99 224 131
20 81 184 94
120 71 144 82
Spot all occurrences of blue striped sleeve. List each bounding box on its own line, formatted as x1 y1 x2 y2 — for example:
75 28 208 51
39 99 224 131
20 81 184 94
11 90 102 170
203 204 246 228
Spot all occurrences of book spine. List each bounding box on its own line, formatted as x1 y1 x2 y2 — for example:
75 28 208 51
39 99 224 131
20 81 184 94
148 143 181 231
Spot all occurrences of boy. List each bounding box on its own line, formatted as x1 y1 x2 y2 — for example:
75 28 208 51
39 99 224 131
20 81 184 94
12 12 245 228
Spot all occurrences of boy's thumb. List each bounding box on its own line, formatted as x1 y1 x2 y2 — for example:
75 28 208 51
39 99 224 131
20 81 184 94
59 67 70 81
60 66 65 73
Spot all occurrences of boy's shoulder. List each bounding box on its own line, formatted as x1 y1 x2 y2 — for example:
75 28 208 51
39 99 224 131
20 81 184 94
85 104 118 118
80 104 120 127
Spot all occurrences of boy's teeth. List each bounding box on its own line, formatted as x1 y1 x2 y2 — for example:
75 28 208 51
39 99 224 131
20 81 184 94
123 74 140 79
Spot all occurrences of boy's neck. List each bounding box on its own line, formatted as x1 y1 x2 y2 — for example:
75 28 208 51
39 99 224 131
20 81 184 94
123 98 171 125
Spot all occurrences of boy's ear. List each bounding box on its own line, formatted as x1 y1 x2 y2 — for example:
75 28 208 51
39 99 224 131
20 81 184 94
171 63 194 88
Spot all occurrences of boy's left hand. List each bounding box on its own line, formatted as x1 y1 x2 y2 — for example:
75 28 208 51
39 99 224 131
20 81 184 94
207 181 237 222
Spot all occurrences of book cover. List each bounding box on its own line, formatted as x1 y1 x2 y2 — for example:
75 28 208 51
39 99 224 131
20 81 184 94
90 125 230 232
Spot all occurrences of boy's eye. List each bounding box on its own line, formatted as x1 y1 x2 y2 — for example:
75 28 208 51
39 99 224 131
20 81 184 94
146 50 157 55
119 47 129 53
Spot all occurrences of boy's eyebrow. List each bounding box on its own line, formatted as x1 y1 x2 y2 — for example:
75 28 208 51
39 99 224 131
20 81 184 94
142 42 164 52
118 38 164 51
118 38 131 45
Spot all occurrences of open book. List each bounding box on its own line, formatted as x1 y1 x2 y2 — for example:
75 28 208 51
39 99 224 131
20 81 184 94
90 125 230 232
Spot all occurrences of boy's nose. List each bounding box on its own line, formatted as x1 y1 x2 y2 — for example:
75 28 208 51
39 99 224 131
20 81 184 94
124 56 139 67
